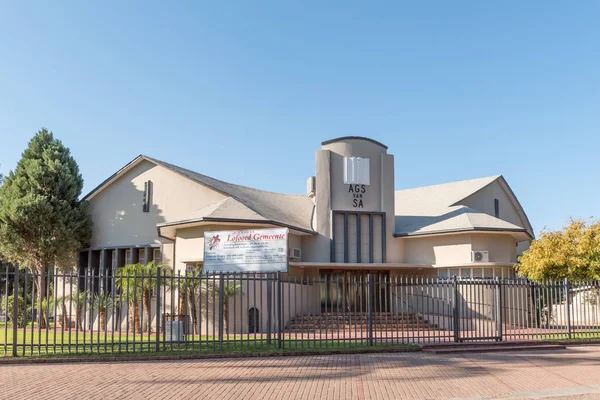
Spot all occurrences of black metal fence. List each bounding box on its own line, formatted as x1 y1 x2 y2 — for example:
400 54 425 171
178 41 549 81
1 266 599 357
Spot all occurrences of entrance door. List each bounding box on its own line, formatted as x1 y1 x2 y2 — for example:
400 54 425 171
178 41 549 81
320 270 390 312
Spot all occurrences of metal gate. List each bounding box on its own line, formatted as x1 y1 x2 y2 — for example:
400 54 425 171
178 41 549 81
454 279 502 342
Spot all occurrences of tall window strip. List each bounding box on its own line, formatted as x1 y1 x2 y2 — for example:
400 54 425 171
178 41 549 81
77 246 160 292
494 198 500 218
143 180 152 212
331 211 386 263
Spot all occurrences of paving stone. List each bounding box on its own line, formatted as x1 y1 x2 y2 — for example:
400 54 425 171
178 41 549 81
0 345 599 399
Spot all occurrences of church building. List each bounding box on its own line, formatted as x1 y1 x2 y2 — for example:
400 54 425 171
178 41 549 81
79 136 533 283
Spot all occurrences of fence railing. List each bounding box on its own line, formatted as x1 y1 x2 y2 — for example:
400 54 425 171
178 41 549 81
1 266 599 357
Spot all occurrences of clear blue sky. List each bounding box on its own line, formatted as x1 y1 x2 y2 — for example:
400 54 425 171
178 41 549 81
1 2 598 234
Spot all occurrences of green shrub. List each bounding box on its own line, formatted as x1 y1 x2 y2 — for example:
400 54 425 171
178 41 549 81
1 295 26 328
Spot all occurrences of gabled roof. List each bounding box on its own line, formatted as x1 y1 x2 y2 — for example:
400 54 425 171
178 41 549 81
84 155 532 240
394 175 500 213
394 175 533 239
395 205 530 238
170 197 266 222
84 155 316 234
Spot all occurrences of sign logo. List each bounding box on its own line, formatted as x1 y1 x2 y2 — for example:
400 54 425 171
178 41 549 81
207 234 221 250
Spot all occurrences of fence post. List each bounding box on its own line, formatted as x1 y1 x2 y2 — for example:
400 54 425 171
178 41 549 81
218 274 225 345
266 275 272 346
495 277 503 341
12 267 19 357
277 272 282 349
367 273 373 346
155 268 161 352
452 276 459 343
565 278 571 339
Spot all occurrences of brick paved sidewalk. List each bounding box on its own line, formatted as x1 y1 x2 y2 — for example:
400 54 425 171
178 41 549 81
1 345 599 399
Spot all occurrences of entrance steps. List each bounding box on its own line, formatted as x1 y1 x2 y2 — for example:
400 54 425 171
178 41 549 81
421 341 566 354
285 312 438 333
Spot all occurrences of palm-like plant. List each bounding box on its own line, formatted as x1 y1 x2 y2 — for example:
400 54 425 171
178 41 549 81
139 261 171 333
209 280 242 334
92 293 114 330
59 291 89 330
31 297 55 329
174 268 202 334
115 262 171 334
56 295 69 328
115 264 143 334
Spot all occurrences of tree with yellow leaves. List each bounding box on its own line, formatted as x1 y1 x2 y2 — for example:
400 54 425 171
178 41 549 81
517 219 600 281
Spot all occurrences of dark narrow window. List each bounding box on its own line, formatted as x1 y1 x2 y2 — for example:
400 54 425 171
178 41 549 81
248 307 260 333
143 180 152 212
153 248 161 262
331 211 386 263
494 198 499 218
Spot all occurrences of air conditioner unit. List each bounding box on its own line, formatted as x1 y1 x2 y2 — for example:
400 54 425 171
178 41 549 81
289 248 301 260
471 251 489 263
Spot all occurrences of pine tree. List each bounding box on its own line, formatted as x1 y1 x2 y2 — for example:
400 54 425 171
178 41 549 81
0 128 92 328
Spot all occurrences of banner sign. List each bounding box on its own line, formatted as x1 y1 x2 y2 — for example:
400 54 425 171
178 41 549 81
203 228 289 273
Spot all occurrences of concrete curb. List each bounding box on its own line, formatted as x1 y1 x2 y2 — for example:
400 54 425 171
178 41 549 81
2 340 598 365
555 340 600 346
0 346 421 365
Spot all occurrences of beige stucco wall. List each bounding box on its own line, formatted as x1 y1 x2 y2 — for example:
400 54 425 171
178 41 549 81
88 159 227 254
517 240 530 257
461 181 527 229
300 150 331 263
161 242 175 267
471 233 517 264
401 233 517 266
289 234 301 253
402 235 472 265
381 153 401 262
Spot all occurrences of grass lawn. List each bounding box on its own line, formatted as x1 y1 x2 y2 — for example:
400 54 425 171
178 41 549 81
0 322 419 358
9 341 420 360
1 321 597 359
542 332 600 341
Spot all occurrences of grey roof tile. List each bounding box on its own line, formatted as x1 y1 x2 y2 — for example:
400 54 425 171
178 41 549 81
145 156 315 232
88 155 528 238
394 176 530 237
